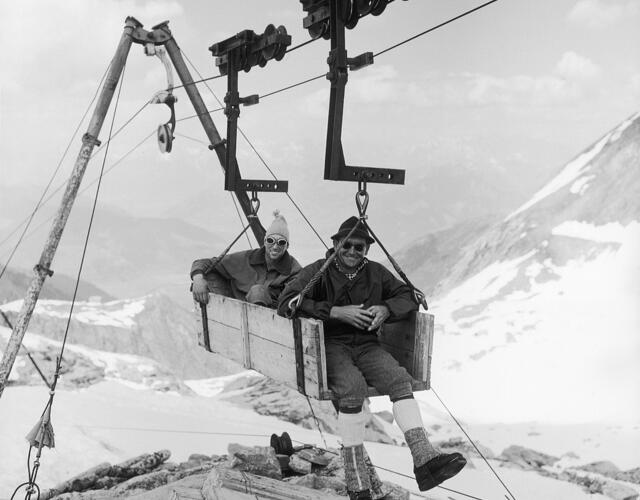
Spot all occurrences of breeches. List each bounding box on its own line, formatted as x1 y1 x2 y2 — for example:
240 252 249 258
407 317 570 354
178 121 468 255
325 333 413 412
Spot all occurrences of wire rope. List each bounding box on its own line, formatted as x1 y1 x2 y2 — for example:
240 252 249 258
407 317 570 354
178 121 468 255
0 62 111 281
431 387 517 500
0 131 155 262
374 0 500 58
180 50 328 249
0 102 150 254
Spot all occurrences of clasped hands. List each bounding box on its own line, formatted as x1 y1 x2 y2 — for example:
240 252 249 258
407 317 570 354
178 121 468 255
330 304 390 331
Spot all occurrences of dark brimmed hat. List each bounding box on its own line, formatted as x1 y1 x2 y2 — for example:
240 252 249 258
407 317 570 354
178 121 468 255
331 216 374 244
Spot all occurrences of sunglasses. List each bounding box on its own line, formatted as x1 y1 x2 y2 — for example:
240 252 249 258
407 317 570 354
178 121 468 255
266 237 288 247
341 241 366 252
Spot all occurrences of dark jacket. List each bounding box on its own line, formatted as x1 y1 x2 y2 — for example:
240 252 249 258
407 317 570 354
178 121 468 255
191 247 302 303
277 251 417 337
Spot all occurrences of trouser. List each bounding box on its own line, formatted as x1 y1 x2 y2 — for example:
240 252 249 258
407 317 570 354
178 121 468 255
325 332 414 412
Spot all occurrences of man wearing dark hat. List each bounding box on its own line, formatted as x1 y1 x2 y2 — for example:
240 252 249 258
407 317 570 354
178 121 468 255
278 216 466 500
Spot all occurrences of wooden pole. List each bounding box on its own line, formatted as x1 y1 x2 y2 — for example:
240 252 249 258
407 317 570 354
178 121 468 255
162 34 266 244
0 17 139 399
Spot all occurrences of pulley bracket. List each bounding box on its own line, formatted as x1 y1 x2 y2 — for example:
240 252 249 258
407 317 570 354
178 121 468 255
210 25 291 193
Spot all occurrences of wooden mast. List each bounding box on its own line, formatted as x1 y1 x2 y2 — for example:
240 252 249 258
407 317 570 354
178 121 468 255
0 17 139 399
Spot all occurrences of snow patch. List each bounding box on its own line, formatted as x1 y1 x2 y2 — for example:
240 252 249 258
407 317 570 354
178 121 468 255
569 174 595 195
551 220 632 243
1 297 147 328
506 133 611 220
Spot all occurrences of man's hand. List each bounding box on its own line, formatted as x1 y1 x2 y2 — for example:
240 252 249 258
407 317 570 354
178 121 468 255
192 274 210 304
366 305 390 331
329 304 374 329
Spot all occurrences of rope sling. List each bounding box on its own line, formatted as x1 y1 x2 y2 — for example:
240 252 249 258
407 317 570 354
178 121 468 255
286 181 428 318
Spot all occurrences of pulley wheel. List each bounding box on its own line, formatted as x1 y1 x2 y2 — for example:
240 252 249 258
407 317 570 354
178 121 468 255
274 25 288 61
356 0 374 17
157 124 173 153
346 0 360 29
262 24 278 60
371 0 388 16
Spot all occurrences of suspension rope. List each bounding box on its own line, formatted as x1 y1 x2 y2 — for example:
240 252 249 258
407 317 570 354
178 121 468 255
180 49 327 250
0 102 151 255
285 37 318 54
286 217 366 318
179 50 254 249
304 396 328 450
0 130 156 262
16 63 128 500
0 62 111 281
172 73 224 91
431 387 517 500
374 0 500 58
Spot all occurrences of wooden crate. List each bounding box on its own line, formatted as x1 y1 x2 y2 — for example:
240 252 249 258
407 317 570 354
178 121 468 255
195 293 434 400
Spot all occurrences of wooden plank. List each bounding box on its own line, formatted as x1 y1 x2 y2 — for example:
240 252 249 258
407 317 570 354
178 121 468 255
207 322 243 366
244 301 297 348
247 334 322 398
202 466 343 500
206 294 245 329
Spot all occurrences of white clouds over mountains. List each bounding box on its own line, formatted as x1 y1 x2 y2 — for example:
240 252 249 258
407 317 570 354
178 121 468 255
568 0 639 29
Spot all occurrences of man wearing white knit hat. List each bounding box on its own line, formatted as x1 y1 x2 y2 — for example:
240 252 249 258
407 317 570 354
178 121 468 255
191 211 301 308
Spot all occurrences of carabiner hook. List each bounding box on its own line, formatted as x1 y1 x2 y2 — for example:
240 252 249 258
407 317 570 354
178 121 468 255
249 191 260 217
355 180 369 217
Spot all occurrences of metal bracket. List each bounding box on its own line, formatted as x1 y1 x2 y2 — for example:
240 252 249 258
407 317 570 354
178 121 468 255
210 26 291 193
324 0 405 185
292 319 306 395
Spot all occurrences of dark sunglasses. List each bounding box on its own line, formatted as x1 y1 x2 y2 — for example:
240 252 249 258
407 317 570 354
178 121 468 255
342 241 366 252
266 237 288 247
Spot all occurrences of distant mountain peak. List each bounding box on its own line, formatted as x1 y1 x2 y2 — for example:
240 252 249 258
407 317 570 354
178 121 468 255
507 110 640 221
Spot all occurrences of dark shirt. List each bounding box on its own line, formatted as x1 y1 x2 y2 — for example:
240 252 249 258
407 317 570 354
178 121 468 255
191 247 301 302
277 251 417 337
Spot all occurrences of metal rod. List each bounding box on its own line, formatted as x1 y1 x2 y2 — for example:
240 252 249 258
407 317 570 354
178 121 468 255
163 36 266 243
0 18 138 399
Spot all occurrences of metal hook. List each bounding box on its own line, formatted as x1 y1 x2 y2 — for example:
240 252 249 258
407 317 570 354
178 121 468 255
249 191 260 216
355 181 369 217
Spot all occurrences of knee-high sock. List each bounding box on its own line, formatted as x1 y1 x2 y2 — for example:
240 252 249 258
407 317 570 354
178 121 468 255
393 399 438 466
338 410 366 447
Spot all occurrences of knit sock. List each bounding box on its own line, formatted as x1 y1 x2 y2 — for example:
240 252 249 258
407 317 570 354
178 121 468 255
342 444 372 494
338 411 366 447
404 427 439 467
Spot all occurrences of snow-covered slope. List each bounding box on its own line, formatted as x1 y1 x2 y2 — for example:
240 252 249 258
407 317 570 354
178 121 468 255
1 293 243 380
394 112 640 427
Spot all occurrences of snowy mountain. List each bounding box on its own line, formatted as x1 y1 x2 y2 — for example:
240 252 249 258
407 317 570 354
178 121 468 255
394 111 640 426
0 293 242 380
0 188 226 302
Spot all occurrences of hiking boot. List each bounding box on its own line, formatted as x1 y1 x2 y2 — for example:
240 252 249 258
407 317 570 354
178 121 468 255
348 490 373 500
414 452 467 491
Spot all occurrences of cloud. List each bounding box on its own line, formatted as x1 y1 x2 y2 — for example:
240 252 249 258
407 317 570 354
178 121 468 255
0 0 184 91
555 51 601 80
568 0 638 29
466 52 600 107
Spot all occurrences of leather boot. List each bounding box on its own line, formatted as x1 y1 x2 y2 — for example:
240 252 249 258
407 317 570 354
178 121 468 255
414 452 467 491
342 445 372 500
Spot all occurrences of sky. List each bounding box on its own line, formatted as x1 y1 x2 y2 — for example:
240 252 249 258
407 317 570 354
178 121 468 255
0 0 639 255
